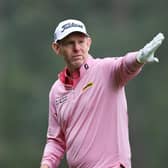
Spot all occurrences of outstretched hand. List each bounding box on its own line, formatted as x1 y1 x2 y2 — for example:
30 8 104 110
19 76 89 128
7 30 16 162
137 33 165 63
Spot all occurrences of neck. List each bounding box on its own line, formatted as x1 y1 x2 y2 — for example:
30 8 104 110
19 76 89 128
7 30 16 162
66 68 80 79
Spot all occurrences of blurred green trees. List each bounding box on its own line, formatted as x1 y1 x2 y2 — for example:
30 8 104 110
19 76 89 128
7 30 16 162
0 0 168 167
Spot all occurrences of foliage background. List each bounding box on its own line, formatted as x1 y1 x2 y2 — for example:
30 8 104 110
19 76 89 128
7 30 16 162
0 0 167 167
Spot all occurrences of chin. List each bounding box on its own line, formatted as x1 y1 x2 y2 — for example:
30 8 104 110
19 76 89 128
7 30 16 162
74 60 84 68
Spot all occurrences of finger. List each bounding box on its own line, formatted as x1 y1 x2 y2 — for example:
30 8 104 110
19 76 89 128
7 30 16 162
146 33 164 48
153 33 165 42
148 56 159 63
153 57 159 63
149 39 163 53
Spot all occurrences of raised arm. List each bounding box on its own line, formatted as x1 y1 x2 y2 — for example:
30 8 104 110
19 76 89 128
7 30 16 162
113 33 165 86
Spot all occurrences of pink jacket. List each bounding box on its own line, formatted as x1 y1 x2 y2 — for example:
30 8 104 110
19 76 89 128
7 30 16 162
41 52 143 168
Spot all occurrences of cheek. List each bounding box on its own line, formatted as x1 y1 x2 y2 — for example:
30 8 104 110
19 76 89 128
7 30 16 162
81 45 89 53
62 51 72 62
84 47 89 54
85 42 91 51
61 49 70 57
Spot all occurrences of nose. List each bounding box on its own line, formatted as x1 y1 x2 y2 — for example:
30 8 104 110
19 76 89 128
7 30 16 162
73 42 80 52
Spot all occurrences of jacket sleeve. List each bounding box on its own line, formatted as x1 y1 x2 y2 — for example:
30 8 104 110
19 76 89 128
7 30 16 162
113 51 144 86
101 51 144 87
41 88 66 168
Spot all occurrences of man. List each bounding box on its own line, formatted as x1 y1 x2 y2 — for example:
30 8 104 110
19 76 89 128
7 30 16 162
40 19 164 168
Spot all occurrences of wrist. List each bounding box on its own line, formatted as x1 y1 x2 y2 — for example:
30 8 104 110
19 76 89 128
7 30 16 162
136 50 145 64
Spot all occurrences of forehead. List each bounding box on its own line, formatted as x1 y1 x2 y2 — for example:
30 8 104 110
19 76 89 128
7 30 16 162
62 32 87 41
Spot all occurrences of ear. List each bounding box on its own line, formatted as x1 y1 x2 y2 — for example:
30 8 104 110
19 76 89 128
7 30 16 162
87 37 92 51
52 42 61 55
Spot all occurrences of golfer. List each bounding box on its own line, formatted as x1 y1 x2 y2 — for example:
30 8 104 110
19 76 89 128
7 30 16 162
40 19 164 168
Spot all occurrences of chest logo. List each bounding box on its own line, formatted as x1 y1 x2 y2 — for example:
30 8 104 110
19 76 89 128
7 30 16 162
55 95 68 105
82 82 93 91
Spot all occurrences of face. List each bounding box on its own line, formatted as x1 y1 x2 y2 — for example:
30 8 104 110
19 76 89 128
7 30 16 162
52 32 92 72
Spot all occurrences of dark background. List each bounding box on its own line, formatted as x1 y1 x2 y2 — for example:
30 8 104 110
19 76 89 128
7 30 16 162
0 0 168 167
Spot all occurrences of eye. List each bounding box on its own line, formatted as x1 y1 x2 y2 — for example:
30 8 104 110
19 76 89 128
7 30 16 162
68 41 74 45
62 41 74 46
79 40 84 44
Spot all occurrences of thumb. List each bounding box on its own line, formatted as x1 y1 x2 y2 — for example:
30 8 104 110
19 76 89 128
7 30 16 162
153 57 159 63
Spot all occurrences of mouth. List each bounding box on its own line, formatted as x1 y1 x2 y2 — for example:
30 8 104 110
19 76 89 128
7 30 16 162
73 54 82 57
72 55 82 60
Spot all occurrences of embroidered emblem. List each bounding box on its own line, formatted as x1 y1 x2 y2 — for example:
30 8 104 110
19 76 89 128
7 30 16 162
56 95 68 105
84 63 89 70
82 82 93 91
61 23 83 32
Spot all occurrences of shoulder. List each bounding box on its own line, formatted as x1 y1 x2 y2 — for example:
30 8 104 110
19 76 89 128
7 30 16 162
94 56 121 63
93 56 122 69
